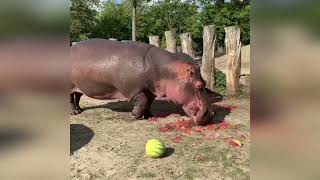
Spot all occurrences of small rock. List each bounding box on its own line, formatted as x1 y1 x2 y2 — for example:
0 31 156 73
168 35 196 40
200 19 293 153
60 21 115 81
227 153 233 159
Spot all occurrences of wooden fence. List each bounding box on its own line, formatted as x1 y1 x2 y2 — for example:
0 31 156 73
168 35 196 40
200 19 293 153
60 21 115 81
149 25 243 96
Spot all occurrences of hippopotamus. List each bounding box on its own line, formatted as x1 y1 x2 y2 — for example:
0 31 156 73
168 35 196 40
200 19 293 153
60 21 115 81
70 38 214 125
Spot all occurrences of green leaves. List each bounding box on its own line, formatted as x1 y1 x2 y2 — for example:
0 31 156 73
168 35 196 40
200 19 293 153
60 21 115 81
215 69 227 94
92 0 132 40
70 0 99 43
71 0 250 48
198 0 250 46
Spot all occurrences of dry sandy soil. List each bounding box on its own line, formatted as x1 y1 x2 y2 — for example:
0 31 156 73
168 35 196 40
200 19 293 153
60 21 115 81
70 94 250 180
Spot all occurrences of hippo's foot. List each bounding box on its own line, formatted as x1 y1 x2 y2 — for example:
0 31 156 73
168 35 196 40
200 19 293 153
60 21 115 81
75 106 83 113
131 107 146 119
132 110 153 120
70 109 82 115
132 115 143 120
70 92 83 115
132 114 152 120
131 92 152 120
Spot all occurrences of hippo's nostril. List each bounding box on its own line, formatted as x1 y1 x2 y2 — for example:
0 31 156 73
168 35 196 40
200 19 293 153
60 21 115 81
194 81 203 90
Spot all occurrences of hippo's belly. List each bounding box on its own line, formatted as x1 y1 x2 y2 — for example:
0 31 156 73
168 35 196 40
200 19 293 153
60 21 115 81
71 60 145 101
72 75 129 101
89 92 127 100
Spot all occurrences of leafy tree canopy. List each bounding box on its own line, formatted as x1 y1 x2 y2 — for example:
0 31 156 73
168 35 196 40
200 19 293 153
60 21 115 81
71 0 250 51
92 0 132 40
70 0 99 42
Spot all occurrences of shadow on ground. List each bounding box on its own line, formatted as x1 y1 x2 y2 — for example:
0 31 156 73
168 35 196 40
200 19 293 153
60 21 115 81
83 100 186 116
210 104 231 124
83 89 229 124
70 124 94 155
0 128 34 152
203 88 224 103
163 147 175 158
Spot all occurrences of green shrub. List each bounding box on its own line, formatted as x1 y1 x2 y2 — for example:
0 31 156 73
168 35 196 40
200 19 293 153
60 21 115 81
214 69 226 94
214 70 249 97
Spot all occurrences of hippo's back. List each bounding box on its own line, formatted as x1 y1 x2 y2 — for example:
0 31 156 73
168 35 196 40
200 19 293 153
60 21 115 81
71 38 153 61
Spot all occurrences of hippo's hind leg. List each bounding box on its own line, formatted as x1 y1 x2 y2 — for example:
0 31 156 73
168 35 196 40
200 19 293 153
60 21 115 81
70 92 82 115
74 92 83 112
131 92 155 119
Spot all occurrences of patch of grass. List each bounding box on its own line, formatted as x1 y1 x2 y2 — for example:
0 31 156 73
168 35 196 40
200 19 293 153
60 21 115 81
138 172 156 178
183 168 197 180
214 69 226 94
203 146 249 179
237 86 250 98
201 146 231 163
228 166 249 180
214 69 250 98
185 172 194 180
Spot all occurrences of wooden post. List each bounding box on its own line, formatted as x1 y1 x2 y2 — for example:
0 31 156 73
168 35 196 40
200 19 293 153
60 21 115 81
225 26 241 96
149 36 160 47
165 30 177 53
132 0 137 41
201 25 216 91
180 32 194 58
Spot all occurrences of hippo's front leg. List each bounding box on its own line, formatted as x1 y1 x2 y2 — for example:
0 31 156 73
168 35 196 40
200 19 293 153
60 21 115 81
131 92 154 119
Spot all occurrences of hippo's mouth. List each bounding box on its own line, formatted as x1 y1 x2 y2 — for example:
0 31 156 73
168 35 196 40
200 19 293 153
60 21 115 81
194 108 211 126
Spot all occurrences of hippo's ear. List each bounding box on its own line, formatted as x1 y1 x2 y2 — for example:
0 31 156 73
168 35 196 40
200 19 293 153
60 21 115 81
168 61 193 81
176 64 193 81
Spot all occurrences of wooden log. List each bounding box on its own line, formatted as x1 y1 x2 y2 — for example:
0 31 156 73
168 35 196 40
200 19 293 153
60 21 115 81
225 26 241 96
180 32 194 58
165 30 177 53
201 25 216 91
149 36 160 47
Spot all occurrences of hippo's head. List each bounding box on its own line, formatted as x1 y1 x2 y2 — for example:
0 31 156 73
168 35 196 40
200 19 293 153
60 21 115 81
164 60 214 126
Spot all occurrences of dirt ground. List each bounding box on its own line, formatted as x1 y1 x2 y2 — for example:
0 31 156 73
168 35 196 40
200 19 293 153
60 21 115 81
70 94 250 180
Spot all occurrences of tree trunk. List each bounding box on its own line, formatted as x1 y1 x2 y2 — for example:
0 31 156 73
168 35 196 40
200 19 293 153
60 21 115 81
132 1 137 41
149 36 160 47
225 26 241 96
165 30 176 53
180 32 194 58
201 25 216 91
